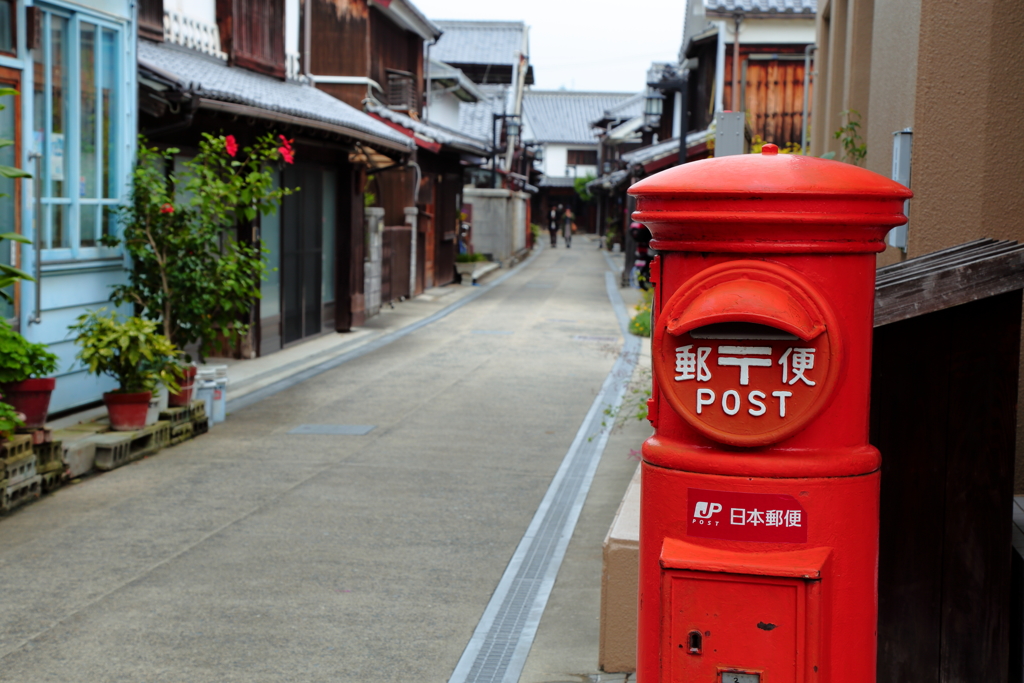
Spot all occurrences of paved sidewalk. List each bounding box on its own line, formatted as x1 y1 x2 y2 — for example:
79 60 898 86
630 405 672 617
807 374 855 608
207 261 523 407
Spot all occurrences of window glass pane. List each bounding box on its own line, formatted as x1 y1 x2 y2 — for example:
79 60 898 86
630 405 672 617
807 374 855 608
53 204 67 250
261 171 281 318
103 205 117 242
172 155 193 204
321 169 335 304
0 0 13 53
0 90 14 318
80 23 97 202
102 28 117 199
80 204 98 247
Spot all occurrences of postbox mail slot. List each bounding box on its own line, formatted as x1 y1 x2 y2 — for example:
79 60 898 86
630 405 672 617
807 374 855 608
653 261 843 447
660 539 828 683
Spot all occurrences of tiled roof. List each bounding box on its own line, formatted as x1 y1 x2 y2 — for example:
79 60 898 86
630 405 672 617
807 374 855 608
537 176 578 188
703 0 816 15
622 136 683 165
588 128 715 192
365 103 491 155
138 41 412 150
431 20 527 67
456 85 511 142
522 91 636 144
600 92 645 123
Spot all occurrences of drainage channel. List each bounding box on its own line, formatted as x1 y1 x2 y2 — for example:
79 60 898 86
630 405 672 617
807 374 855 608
226 246 544 413
447 270 641 683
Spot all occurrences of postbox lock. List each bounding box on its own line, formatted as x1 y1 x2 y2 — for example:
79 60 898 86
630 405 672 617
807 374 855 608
653 260 842 447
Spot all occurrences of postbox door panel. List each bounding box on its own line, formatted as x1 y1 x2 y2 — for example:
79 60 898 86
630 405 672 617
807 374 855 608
662 570 817 683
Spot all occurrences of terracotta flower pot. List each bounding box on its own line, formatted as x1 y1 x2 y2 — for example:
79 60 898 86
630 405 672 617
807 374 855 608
104 391 152 431
168 365 197 407
1 378 56 429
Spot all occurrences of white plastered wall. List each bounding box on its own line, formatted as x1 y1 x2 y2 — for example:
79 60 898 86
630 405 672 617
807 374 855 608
166 0 215 25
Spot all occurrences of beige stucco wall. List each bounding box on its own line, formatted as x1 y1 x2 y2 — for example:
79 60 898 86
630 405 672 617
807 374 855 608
908 0 1024 492
866 0 920 266
909 0 1024 256
811 0 875 159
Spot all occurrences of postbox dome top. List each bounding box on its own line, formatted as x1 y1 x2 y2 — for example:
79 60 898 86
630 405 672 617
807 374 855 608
628 145 913 253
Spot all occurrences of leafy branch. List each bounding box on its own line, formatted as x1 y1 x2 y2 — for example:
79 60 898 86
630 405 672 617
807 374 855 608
104 134 296 361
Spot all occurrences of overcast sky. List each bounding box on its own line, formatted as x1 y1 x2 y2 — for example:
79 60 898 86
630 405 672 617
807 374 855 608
414 0 688 93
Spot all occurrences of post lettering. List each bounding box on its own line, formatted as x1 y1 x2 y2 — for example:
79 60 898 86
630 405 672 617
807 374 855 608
696 389 715 414
747 390 766 416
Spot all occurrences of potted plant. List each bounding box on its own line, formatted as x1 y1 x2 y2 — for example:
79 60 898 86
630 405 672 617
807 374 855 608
70 309 182 431
0 320 59 428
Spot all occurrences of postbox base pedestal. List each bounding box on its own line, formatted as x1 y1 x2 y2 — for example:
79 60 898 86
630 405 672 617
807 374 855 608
638 461 880 683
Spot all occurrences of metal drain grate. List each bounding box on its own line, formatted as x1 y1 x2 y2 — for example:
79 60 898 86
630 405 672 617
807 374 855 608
288 425 376 435
448 271 640 683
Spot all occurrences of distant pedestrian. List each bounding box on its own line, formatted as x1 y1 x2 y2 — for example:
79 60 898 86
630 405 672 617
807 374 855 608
549 204 564 247
563 207 574 249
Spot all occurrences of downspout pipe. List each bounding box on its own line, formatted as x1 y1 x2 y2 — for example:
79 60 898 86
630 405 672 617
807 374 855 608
731 12 742 111
424 38 437 122
303 0 312 80
801 43 817 154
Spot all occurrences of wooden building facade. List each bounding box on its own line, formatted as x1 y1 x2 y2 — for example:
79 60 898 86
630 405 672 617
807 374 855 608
137 0 415 356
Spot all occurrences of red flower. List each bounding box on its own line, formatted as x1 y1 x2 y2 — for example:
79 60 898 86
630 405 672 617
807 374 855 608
225 135 238 157
278 145 295 164
278 134 293 152
160 203 174 214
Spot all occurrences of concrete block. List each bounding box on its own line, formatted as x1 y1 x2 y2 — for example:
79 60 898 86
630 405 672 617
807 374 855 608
39 468 64 493
33 440 64 474
2 475 41 513
89 433 133 471
53 430 98 478
600 465 641 674
89 421 168 471
152 421 171 449
159 406 192 428
170 422 194 445
0 433 32 460
17 427 52 444
189 400 207 422
3 451 37 486
192 416 209 437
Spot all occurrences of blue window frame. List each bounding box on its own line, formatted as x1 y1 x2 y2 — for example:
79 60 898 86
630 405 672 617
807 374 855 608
31 5 125 261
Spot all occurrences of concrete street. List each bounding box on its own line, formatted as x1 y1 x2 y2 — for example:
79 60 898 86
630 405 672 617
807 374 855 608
0 240 649 683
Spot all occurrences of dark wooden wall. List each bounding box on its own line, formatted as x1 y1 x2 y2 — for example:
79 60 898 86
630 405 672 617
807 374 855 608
872 291 1020 683
369 7 422 114
311 0 369 80
719 47 809 148
217 0 285 78
381 226 411 303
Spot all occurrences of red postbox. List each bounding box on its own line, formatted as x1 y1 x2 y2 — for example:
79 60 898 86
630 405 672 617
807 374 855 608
628 144 912 683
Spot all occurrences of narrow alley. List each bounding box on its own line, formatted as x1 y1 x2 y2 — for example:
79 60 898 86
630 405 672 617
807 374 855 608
0 242 645 683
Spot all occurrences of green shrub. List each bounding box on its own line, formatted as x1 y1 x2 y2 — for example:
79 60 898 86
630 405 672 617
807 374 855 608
104 134 294 361
455 253 488 263
629 287 653 337
629 310 651 337
0 320 59 383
